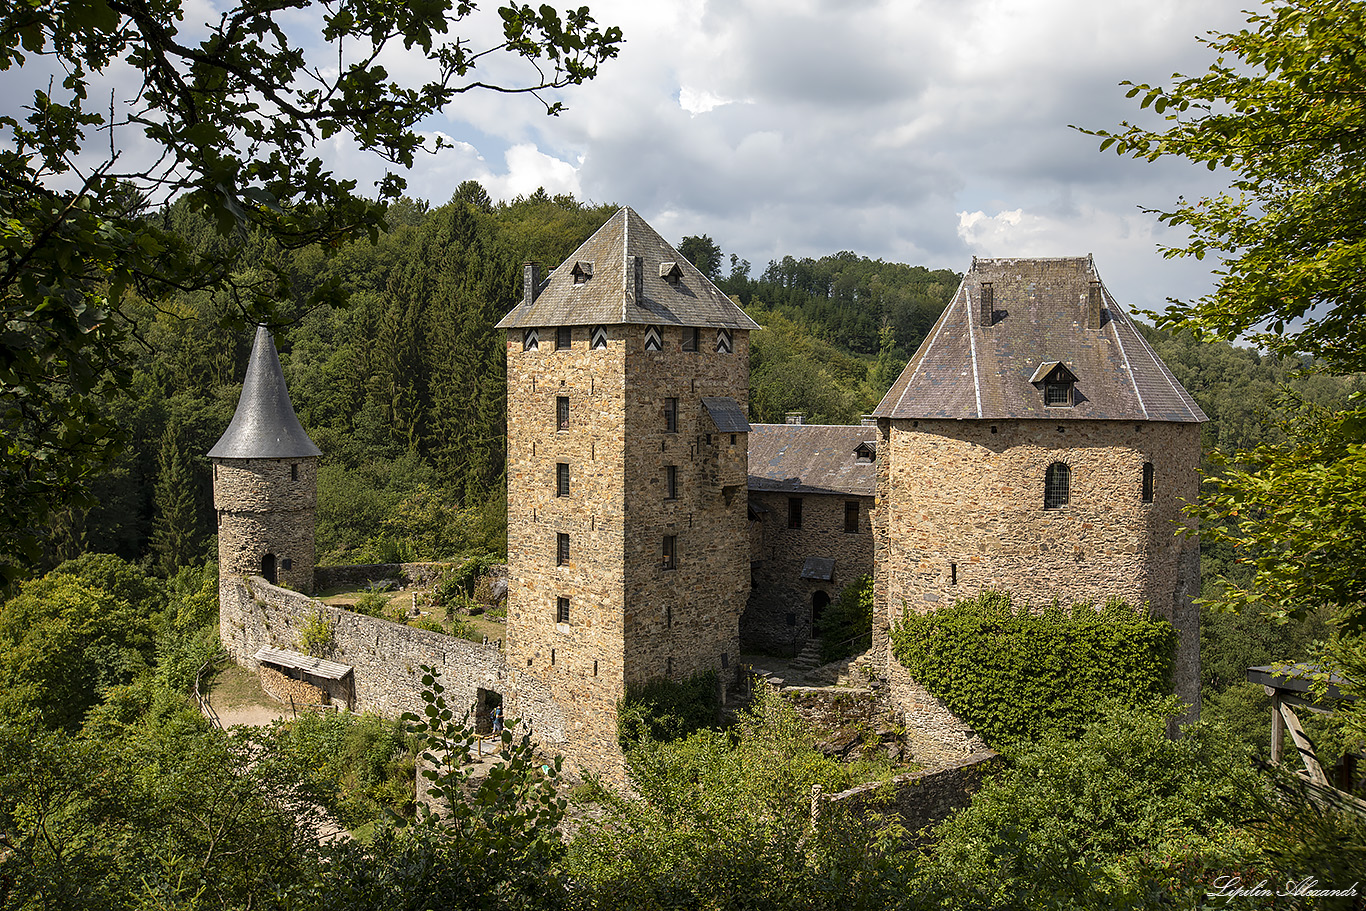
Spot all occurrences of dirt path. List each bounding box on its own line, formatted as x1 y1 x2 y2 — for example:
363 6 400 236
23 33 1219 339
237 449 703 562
206 663 288 727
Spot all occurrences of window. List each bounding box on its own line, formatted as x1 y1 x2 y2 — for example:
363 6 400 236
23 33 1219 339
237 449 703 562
523 328 539 351
590 325 608 349
291 463 298 481
788 497 803 529
1142 462 1154 503
682 327 699 352
556 597 570 623
1044 462 1071 509
556 326 572 349
572 261 593 283
665 465 678 500
556 463 570 497
1044 381 1072 407
844 500 859 533
556 532 569 566
557 396 569 431
664 397 678 433
662 535 677 570
950 562 957 585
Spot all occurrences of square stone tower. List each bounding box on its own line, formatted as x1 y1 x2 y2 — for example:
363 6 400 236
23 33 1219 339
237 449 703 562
497 207 759 778
871 256 1207 717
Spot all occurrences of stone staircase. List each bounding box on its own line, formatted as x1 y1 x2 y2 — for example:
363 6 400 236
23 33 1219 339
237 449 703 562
788 638 825 678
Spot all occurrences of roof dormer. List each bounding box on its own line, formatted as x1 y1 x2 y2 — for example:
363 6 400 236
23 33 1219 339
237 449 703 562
854 441 877 463
660 261 683 285
571 261 594 284
1029 361 1078 408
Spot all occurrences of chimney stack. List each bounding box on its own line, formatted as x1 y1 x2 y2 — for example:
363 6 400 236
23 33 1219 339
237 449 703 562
785 412 805 425
980 282 994 326
523 262 542 306
1087 281 1102 329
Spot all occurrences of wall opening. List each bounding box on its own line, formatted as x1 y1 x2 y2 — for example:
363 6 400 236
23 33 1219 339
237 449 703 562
813 590 831 624
261 553 277 584
476 688 503 734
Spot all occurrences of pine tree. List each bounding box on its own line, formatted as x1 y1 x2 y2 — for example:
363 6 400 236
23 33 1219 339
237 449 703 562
150 424 201 577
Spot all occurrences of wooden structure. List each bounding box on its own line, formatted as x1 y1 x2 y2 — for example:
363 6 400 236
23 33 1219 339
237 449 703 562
1248 663 1364 812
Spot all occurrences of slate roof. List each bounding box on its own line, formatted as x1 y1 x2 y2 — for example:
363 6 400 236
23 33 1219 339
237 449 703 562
208 326 322 459
495 206 761 331
702 397 751 433
872 256 1207 423
747 424 878 496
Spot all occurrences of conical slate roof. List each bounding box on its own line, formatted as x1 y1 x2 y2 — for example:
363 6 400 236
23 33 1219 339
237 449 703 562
495 206 760 330
873 256 1206 423
208 326 322 459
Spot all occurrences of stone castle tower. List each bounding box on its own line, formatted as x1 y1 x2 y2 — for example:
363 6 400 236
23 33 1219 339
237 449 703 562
870 256 1206 714
209 325 321 593
496 206 759 775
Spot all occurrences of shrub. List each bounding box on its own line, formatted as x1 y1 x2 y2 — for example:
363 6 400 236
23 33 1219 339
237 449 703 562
352 590 391 618
818 575 873 662
890 590 1176 749
617 671 720 747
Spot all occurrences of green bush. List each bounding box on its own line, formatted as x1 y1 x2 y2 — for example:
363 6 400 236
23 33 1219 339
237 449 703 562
818 575 873 662
617 671 720 747
352 590 391 617
277 710 415 828
890 590 1176 749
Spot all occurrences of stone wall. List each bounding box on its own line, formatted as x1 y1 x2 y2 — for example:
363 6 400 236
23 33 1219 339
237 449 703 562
873 417 1201 715
779 686 880 733
220 576 568 757
503 324 751 781
743 491 873 653
817 750 1001 841
259 665 326 708
213 457 318 593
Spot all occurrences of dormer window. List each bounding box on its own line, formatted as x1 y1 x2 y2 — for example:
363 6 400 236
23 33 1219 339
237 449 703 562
572 261 594 284
854 441 876 464
1030 362 1077 408
660 262 684 285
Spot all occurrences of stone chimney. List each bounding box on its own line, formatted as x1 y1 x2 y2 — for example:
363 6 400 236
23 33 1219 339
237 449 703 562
980 282 994 326
523 262 542 306
1087 281 1102 329
785 412 805 425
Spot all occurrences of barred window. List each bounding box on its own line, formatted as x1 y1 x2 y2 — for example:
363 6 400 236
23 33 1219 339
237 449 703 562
664 397 678 433
556 597 570 623
557 396 569 431
556 463 570 497
662 535 677 570
665 465 678 500
556 532 569 566
1044 462 1071 509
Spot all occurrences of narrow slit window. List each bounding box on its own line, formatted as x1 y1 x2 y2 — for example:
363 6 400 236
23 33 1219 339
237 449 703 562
556 597 570 624
665 465 678 500
556 532 569 566
788 497 803 529
664 397 678 433
1044 462 1071 509
1142 462 1154 503
662 535 677 570
844 500 859 533
556 463 570 497
557 396 569 431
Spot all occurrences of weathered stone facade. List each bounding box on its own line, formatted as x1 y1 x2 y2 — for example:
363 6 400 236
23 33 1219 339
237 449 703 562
746 490 873 652
213 457 318 592
504 324 751 778
871 417 1203 712
220 577 566 743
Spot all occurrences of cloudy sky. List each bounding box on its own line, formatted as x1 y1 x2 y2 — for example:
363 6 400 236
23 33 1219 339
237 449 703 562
353 0 1251 311
18 0 1253 311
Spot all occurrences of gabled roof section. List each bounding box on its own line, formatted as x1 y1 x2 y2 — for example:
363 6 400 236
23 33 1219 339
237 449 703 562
495 206 761 331
872 256 1207 423
208 326 322 459
748 424 878 496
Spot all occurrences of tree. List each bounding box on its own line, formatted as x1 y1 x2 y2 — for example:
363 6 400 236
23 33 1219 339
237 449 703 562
677 234 723 281
149 422 202 576
0 0 622 583
1084 0 1366 373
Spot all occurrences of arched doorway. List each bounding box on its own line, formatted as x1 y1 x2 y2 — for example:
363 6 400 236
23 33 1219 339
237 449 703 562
812 590 830 626
261 553 277 584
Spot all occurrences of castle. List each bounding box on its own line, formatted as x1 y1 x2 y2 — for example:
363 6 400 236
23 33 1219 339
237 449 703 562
211 210 1204 780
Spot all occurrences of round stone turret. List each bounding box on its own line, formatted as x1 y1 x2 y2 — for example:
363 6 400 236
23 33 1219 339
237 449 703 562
208 326 321 592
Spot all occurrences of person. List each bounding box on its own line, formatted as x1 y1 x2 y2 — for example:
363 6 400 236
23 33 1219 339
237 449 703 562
491 704 503 735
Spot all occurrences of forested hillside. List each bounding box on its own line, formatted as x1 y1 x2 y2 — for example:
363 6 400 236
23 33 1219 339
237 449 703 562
38 184 1365 584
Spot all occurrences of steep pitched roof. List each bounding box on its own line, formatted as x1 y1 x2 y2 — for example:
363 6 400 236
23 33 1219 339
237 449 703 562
747 424 878 496
872 256 1206 423
208 326 322 459
495 206 760 331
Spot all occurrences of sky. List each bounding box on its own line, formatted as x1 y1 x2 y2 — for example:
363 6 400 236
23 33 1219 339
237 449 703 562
361 0 1251 312
14 0 1254 313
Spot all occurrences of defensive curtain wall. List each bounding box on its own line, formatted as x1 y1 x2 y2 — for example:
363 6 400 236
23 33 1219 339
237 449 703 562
219 575 586 768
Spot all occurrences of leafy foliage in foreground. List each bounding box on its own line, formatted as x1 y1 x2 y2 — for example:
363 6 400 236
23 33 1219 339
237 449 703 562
817 575 873 663
891 591 1176 749
616 670 720 748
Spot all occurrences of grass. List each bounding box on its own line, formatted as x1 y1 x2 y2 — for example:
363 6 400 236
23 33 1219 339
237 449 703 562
208 662 277 709
319 586 507 650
